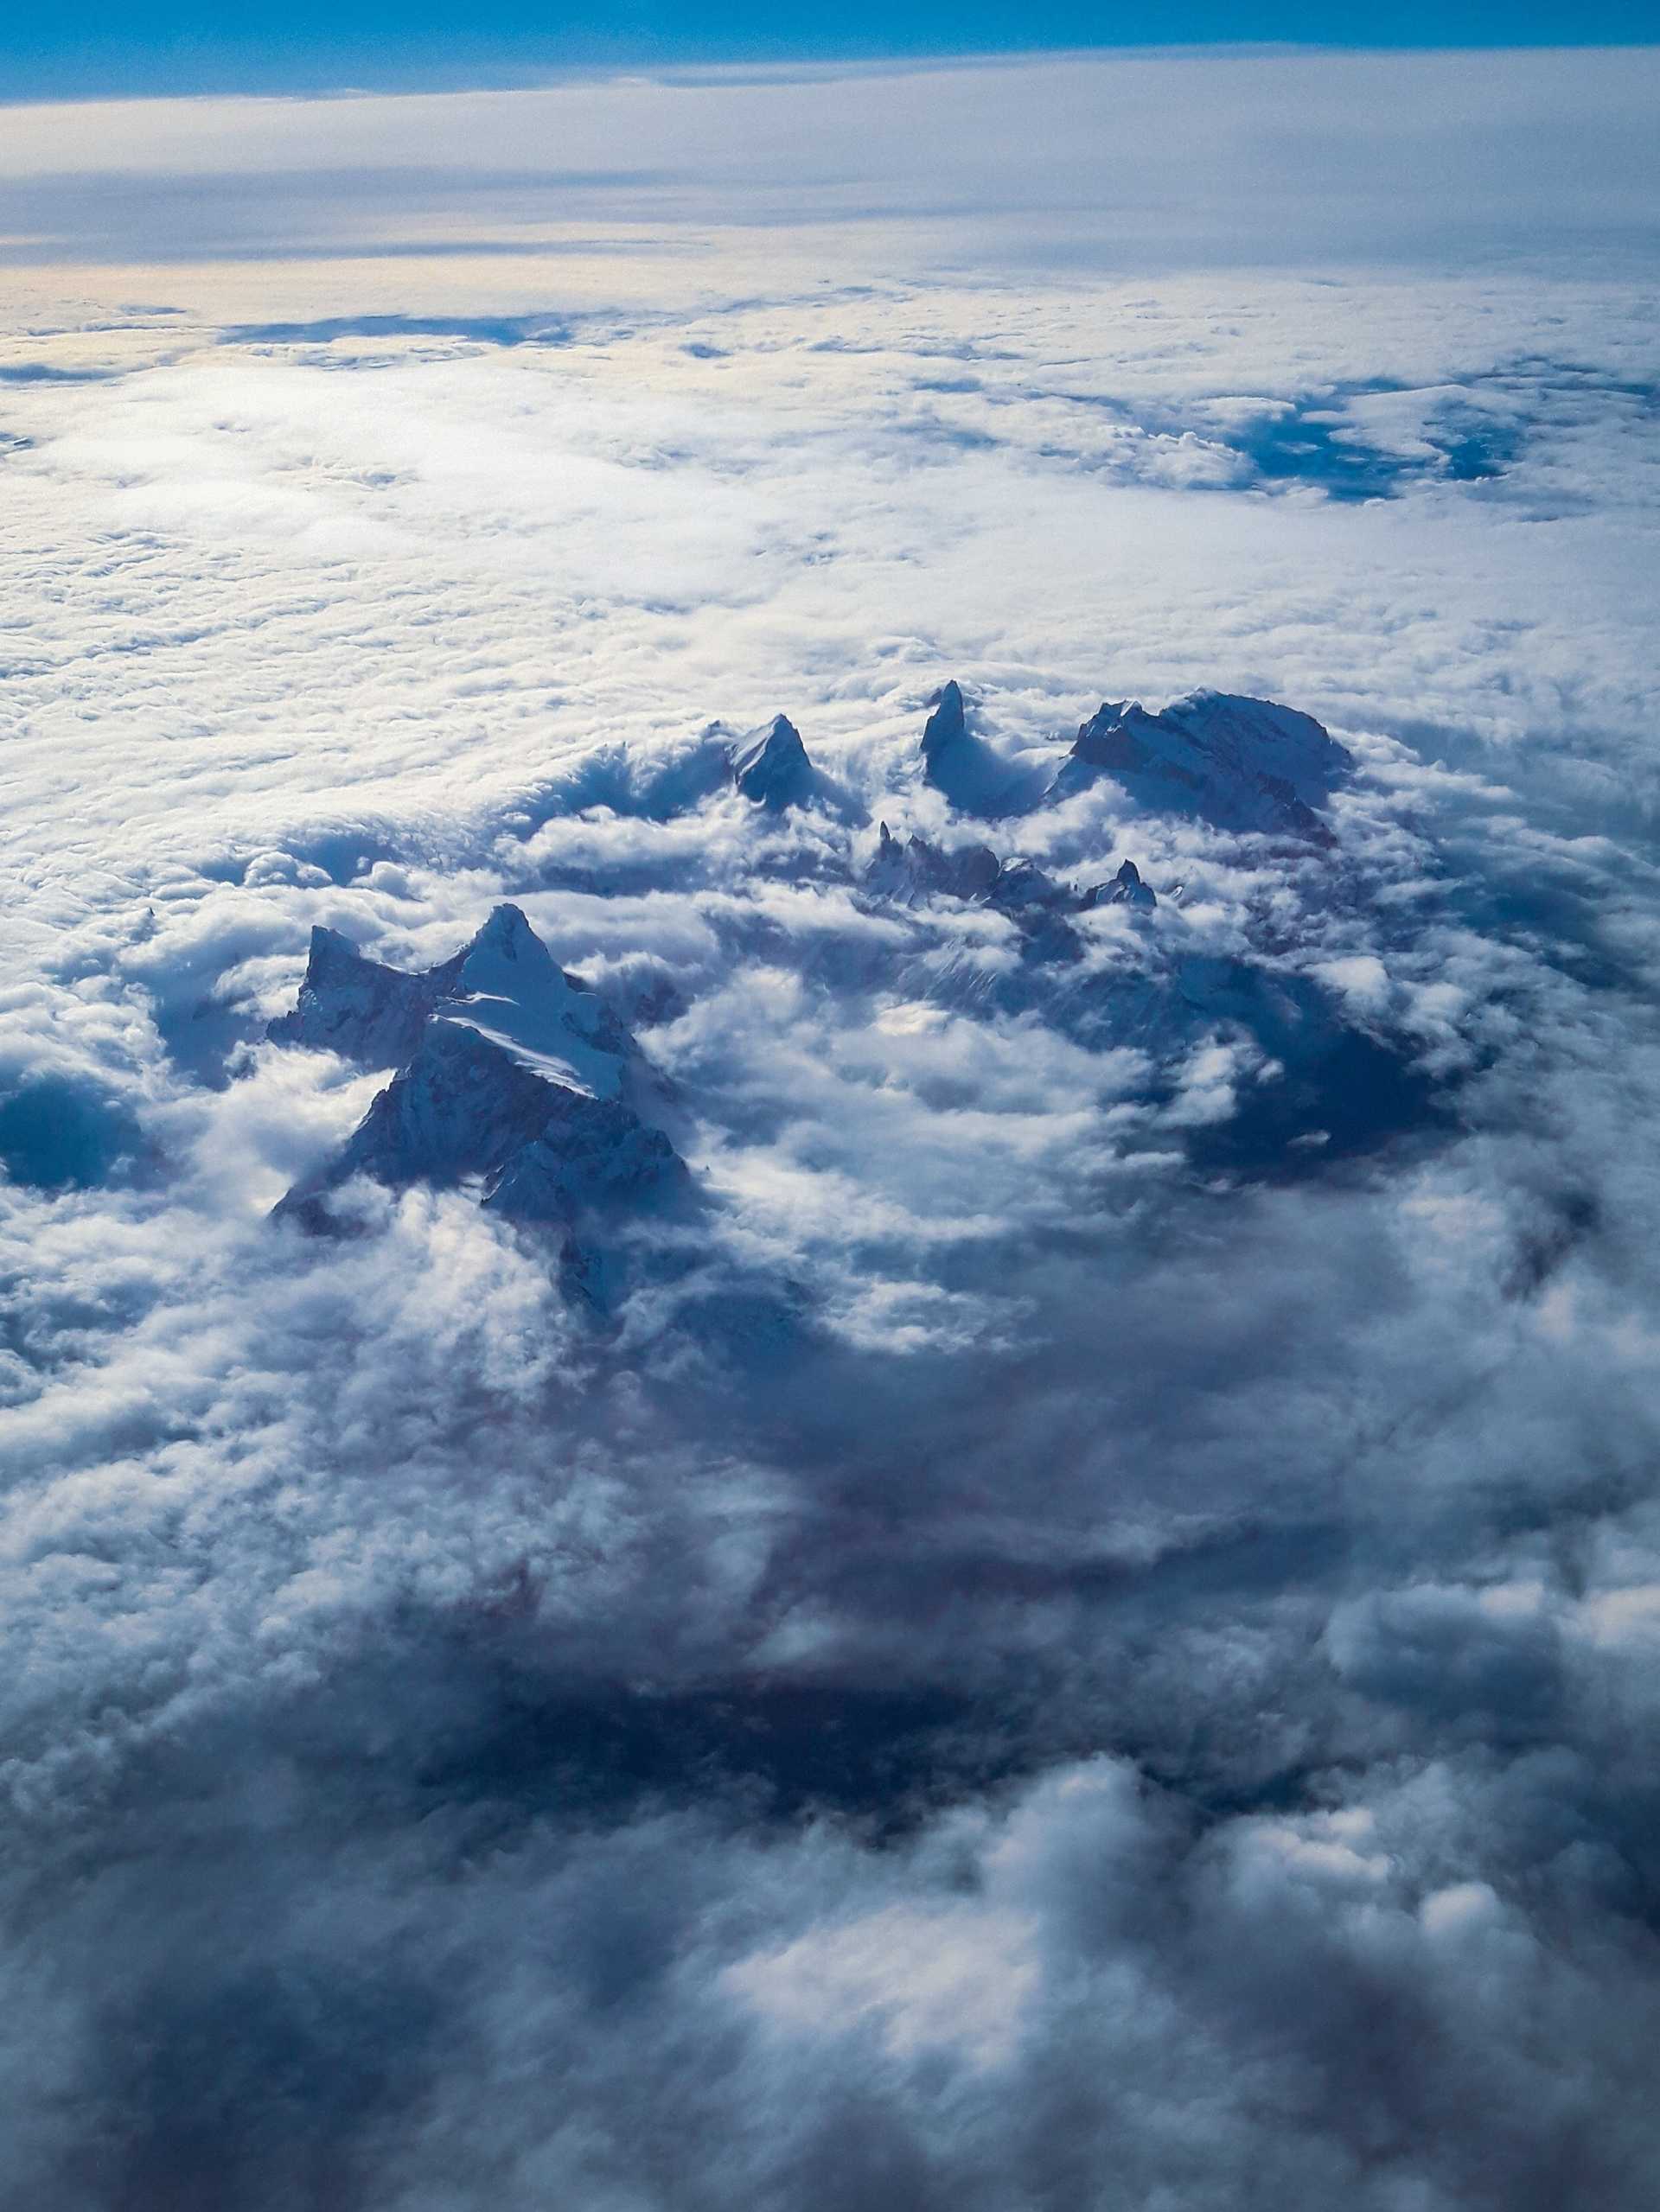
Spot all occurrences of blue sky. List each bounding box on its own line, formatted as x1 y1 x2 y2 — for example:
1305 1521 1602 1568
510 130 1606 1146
5 0 1657 99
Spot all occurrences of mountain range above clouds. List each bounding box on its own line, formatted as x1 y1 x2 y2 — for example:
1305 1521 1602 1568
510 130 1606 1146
720 682 1355 840
259 681 1447 1309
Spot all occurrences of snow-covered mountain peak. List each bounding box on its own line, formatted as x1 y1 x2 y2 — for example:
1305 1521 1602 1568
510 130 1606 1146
440 902 631 1100
1050 689 1350 838
269 902 637 1101
271 908 685 1258
730 715 814 810
458 902 542 962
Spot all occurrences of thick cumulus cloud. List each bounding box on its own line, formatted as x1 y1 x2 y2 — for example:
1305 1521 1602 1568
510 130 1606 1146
5 46 1660 2209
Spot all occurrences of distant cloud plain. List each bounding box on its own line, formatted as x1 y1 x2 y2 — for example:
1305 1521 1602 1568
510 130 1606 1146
4 47 1660 2212
3 46 1658 267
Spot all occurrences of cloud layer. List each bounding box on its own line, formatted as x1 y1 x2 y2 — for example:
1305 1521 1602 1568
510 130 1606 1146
3 48 1660 2209
3 46 1659 267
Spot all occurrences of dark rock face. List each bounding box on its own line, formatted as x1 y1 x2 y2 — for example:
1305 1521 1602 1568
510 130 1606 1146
1081 860 1159 912
294 1020 557 1199
920 680 967 773
484 1092 686 1223
730 715 814 810
868 824 1005 904
916 679 1029 815
989 857 1067 911
266 926 460 1069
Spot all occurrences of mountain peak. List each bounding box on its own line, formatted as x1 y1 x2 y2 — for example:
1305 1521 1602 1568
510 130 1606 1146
270 903 636 1101
921 680 967 762
1051 690 1350 838
730 714 814 809
1081 857 1159 912
469 902 539 953
267 924 442 1067
271 909 684 1252
916 680 1033 816
441 908 630 1100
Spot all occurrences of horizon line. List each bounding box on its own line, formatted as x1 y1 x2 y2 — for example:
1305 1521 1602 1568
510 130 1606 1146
4 35 1659 114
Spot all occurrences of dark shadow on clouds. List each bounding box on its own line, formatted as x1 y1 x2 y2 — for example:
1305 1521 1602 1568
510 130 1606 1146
0 1074 146 1192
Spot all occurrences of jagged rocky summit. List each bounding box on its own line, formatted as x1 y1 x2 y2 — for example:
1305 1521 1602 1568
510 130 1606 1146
1048 690 1350 839
591 679 1347 846
1082 859 1159 912
270 902 637 1096
730 715 814 811
867 826 1156 918
869 824 1001 904
920 680 969 781
916 679 1033 815
268 905 685 1241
